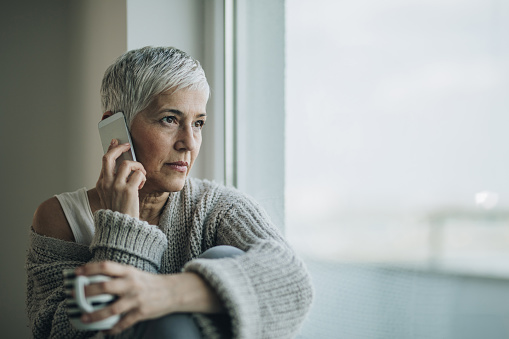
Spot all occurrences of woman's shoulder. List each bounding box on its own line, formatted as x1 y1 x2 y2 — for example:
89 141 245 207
186 177 250 201
185 177 265 213
32 195 75 242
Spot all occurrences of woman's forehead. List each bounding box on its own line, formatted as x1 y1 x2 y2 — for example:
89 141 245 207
147 88 208 113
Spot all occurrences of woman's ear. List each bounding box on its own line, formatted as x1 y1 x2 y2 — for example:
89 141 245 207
101 111 113 121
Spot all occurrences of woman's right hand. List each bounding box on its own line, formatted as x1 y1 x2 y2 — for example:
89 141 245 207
96 139 147 219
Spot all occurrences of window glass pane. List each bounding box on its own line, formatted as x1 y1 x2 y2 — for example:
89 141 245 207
286 0 509 337
286 0 509 274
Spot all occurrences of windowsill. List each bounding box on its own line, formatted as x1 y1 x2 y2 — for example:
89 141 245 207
299 254 509 281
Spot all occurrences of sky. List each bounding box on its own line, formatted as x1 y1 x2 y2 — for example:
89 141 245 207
285 0 509 266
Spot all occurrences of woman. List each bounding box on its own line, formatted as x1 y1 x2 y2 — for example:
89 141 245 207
26 46 313 338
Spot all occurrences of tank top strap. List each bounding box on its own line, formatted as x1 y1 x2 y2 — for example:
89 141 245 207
55 187 94 245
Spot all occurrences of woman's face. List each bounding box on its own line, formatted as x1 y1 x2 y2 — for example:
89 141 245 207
130 88 208 193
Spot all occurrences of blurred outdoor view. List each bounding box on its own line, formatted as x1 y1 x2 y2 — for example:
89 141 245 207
286 0 509 276
285 1 509 337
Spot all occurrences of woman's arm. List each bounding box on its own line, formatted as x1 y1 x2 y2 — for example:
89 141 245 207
72 262 224 335
28 140 168 336
27 201 94 338
29 200 179 336
182 191 314 339
28 205 172 338
27 145 166 338
32 196 75 241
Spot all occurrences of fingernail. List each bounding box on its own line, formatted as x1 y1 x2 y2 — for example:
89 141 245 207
110 139 115 146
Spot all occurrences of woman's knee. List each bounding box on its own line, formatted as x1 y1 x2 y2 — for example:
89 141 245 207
199 245 244 259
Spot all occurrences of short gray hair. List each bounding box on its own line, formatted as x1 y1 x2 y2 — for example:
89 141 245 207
101 46 209 127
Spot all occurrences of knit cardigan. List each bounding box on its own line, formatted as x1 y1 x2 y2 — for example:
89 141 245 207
26 178 313 338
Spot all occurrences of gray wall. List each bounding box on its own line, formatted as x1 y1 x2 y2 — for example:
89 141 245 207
0 1 127 337
0 1 214 336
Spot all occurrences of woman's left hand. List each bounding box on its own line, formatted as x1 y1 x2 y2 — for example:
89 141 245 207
75 261 176 335
75 261 225 335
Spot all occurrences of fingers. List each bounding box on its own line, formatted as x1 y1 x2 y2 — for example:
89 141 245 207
76 261 128 278
127 169 147 191
101 140 133 182
81 296 135 324
83 274 130 297
114 161 146 187
75 262 148 333
74 264 169 334
76 262 140 297
96 139 146 217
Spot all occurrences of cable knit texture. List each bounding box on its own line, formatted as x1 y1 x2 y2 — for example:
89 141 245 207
26 178 313 338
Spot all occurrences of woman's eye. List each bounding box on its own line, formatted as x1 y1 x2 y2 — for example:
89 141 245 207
194 120 205 129
162 116 177 124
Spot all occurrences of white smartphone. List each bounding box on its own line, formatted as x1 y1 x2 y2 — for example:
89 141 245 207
98 112 136 168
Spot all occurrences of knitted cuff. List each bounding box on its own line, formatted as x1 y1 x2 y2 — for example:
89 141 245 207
183 256 261 339
184 240 313 339
91 210 168 272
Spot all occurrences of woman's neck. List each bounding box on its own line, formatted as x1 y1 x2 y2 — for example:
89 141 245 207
138 190 170 225
87 188 171 225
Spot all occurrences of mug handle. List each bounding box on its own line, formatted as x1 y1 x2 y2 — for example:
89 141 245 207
75 276 94 313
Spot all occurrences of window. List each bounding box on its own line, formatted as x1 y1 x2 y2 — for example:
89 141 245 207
227 0 286 229
285 0 509 337
286 0 509 275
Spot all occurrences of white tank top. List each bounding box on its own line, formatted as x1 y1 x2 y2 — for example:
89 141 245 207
55 187 94 245
55 189 105 339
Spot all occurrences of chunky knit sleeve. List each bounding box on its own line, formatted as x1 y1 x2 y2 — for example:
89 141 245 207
183 190 313 339
26 210 168 339
91 210 168 272
26 230 95 338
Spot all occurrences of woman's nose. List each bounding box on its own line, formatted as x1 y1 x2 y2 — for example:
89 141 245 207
174 125 196 151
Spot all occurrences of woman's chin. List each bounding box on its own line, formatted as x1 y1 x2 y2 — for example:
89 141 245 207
143 177 187 194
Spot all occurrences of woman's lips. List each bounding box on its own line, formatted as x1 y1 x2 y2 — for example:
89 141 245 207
166 161 188 172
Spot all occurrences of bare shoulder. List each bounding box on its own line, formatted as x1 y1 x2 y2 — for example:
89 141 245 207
32 196 75 242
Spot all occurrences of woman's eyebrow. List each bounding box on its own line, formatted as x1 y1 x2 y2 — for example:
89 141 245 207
161 109 206 117
162 109 184 116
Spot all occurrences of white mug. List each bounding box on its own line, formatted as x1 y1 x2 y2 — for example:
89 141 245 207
63 269 120 331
